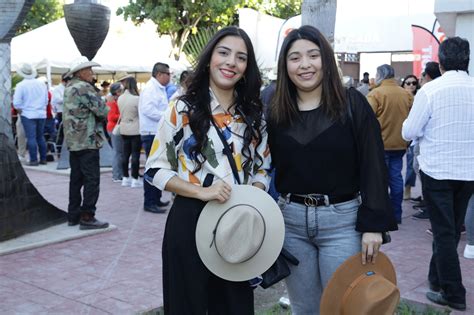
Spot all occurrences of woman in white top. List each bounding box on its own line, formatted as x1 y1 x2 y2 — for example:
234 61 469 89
117 77 142 188
145 26 270 314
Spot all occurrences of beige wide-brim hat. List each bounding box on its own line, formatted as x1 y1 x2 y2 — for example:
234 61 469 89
320 252 400 315
115 71 133 82
17 63 37 79
196 184 285 282
67 56 100 77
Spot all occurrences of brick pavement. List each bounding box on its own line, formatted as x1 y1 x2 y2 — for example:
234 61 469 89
0 168 472 314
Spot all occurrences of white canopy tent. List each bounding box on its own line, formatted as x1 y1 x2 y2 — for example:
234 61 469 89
239 0 439 77
11 14 189 84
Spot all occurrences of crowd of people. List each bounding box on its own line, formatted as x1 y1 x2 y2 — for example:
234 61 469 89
11 24 473 314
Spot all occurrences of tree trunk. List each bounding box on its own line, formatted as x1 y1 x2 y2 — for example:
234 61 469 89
302 0 337 46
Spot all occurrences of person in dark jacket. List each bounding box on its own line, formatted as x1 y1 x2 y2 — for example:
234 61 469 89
267 25 398 314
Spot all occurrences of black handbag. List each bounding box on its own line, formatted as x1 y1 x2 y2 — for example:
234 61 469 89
260 247 299 289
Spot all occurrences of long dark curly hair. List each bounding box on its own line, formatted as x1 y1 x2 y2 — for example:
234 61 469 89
180 26 264 176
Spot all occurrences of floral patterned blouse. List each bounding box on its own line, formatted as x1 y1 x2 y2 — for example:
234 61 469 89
145 90 271 191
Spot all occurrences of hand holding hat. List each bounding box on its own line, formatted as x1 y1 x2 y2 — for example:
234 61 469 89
196 185 285 282
320 252 399 315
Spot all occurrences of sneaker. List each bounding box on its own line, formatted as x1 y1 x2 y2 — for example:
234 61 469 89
426 291 466 311
464 244 474 259
412 210 429 220
26 161 39 166
410 196 423 203
112 178 122 183
79 217 109 230
279 297 291 309
144 205 167 214
67 219 80 226
39 160 47 165
131 178 143 188
156 200 170 207
413 201 426 209
121 177 131 187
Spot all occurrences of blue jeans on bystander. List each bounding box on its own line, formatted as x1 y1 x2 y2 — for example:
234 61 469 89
405 145 416 187
20 116 47 163
384 150 405 223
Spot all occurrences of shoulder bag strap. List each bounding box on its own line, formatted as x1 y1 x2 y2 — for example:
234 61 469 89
211 119 241 184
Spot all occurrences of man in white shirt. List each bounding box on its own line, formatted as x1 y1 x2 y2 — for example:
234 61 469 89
139 62 171 213
402 37 474 311
13 63 49 166
51 73 70 154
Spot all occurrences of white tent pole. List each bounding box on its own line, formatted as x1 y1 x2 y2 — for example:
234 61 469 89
46 59 52 89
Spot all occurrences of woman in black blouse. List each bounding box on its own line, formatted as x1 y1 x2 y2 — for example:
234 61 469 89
267 25 398 314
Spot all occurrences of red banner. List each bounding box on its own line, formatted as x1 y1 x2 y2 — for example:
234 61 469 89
412 25 440 78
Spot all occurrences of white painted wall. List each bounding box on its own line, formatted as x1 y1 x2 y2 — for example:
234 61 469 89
435 0 474 75
456 13 474 74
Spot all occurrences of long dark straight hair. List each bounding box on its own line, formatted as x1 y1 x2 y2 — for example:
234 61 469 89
269 25 346 127
123 77 139 96
180 26 264 175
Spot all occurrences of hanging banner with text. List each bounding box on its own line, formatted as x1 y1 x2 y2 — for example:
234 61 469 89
412 25 440 78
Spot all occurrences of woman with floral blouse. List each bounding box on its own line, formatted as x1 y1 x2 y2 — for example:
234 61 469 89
144 26 270 314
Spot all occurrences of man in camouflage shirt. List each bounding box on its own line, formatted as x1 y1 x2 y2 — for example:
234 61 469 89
63 56 110 230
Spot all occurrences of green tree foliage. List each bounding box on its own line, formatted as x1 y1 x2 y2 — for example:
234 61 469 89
243 0 302 19
16 0 64 35
117 0 302 61
183 26 220 67
117 0 241 61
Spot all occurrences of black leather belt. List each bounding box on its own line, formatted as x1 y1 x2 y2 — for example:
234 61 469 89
286 193 358 207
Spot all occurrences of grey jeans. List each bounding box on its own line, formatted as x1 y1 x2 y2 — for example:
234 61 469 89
111 133 123 180
278 197 362 315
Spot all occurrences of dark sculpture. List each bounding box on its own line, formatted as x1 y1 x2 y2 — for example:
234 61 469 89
0 0 67 242
0 134 67 242
0 0 35 139
64 0 111 60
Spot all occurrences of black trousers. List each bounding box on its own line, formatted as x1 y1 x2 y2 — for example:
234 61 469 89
68 149 100 221
421 171 474 304
122 135 141 179
162 196 254 315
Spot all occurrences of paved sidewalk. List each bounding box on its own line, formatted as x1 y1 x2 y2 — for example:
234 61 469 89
0 168 472 314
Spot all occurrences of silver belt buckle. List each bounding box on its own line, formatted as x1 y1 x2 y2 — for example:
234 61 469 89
304 195 316 207
304 194 330 207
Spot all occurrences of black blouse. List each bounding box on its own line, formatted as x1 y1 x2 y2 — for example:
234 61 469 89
268 88 398 233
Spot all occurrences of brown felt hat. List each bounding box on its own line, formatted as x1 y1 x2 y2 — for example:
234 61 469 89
320 252 399 315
